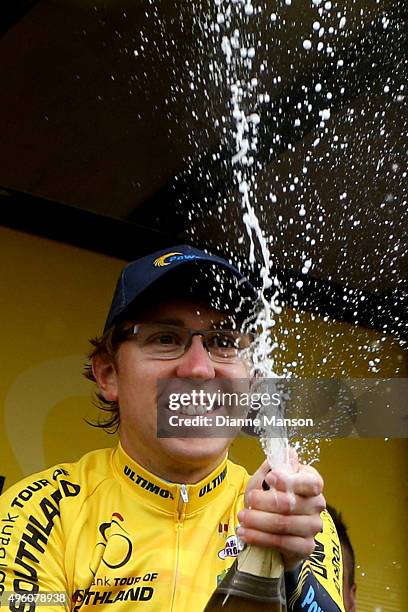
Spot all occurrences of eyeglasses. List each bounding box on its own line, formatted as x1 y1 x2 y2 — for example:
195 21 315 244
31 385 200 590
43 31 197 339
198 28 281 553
118 323 255 363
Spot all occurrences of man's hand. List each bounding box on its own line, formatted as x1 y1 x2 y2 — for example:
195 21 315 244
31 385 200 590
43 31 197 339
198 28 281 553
237 450 325 571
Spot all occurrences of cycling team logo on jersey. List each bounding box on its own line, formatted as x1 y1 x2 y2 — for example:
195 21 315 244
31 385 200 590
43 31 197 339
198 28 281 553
218 535 239 560
153 252 199 267
90 513 133 575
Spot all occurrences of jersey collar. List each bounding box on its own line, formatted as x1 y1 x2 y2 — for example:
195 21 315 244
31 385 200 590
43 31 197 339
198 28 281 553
113 442 230 515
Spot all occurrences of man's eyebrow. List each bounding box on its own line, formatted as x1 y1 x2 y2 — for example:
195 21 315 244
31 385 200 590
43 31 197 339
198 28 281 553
150 318 185 326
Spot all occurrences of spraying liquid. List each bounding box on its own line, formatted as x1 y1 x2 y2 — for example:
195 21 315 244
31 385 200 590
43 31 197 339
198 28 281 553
205 2 291 609
212 0 290 471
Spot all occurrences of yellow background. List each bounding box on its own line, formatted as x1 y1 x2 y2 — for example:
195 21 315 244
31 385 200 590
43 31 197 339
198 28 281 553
0 225 407 610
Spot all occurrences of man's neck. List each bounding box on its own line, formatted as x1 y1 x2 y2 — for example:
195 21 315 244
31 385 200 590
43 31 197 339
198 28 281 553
120 437 227 484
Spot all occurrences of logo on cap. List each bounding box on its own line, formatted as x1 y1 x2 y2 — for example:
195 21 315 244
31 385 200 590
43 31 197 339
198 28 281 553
153 252 199 267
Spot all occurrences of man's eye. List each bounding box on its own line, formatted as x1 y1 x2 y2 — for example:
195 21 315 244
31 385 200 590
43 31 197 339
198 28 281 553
152 333 181 345
209 333 237 349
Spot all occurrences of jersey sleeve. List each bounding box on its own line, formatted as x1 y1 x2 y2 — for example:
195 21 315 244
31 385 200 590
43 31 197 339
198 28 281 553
285 509 345 612
0 469 79 611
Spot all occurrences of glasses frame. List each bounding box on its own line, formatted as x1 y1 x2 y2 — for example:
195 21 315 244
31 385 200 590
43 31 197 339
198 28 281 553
117 323 255 363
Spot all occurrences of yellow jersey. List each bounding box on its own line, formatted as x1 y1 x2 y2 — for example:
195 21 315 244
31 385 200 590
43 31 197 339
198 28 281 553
0 444 344 611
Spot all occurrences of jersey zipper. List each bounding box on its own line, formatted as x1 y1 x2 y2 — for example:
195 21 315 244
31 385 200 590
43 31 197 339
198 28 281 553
179 484 189 512
170 484 189 612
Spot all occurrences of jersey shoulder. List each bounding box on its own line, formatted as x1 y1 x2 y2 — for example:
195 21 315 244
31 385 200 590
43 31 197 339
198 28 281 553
0 446 115 511
226 459 250 493
0 448 116 604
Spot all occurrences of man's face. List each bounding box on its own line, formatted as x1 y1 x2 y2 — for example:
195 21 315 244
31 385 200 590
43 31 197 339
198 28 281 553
342 545 356 612
97 299 249 479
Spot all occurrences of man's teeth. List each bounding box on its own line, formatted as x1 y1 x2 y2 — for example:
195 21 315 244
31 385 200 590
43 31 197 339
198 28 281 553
179 405 213 415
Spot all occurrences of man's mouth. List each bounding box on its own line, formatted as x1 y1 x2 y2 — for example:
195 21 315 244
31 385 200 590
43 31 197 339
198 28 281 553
177 404 219 416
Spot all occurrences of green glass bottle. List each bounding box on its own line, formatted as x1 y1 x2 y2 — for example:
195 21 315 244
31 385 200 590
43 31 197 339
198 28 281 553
204 545 287 611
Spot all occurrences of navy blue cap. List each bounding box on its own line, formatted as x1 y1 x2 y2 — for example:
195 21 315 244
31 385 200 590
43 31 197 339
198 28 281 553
104 245 257 332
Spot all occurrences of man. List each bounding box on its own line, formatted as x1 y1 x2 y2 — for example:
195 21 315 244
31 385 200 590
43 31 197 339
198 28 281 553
0 245 344 611
327 506 357 612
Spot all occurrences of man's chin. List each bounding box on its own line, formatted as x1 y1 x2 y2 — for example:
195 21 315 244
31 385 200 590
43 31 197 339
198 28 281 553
159 437 231 464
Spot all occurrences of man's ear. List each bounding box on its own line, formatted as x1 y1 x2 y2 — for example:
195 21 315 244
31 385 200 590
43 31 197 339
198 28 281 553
92 354 119 402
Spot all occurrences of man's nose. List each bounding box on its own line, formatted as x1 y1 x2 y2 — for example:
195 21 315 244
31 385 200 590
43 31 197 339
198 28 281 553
175 335 216 379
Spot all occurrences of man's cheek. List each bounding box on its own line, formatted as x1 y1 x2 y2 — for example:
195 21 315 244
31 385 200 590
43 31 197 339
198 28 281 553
233 363 250 378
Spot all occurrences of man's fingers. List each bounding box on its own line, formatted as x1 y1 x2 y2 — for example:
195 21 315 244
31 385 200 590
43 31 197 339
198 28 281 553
244 460 270 505
246 488 326 516
237 508 323 539
291 466 324 497
242 455 326 572
252 460 271 483
262 465 324 498
236 527 316 559
288 447 299 472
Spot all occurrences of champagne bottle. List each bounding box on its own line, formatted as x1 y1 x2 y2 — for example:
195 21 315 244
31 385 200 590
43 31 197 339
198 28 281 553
204 545 287 611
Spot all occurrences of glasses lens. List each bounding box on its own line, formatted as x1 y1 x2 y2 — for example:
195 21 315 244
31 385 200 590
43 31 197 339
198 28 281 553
136 324 187 358
206 331 246 362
